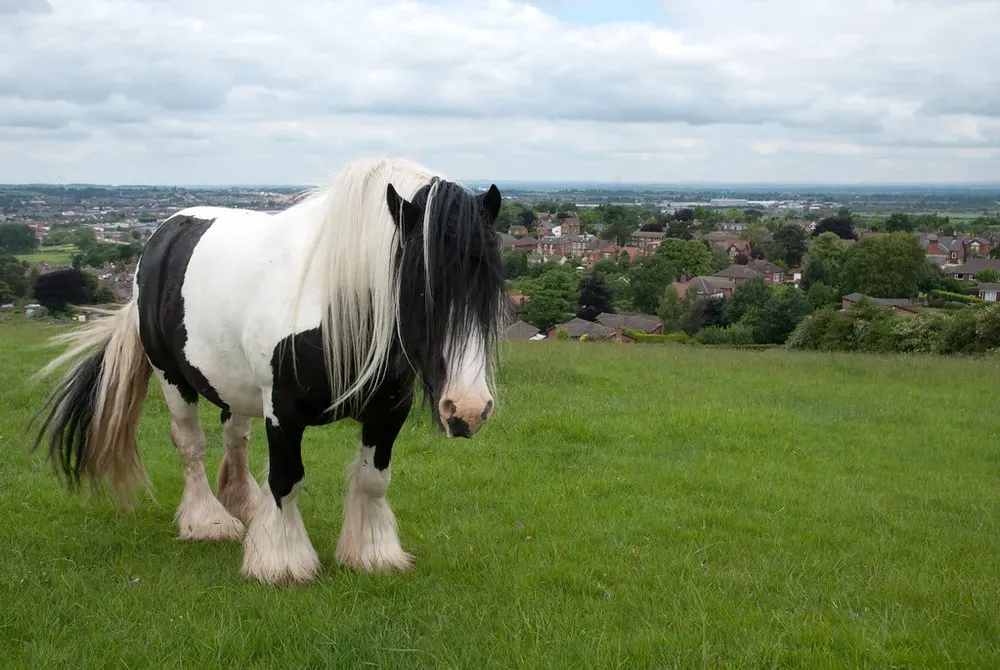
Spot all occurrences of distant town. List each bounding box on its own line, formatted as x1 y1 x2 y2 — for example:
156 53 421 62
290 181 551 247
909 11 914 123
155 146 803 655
2 182 1000 356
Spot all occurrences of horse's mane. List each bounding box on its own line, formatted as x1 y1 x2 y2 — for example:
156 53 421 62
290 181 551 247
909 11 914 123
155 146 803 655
292 156 502 415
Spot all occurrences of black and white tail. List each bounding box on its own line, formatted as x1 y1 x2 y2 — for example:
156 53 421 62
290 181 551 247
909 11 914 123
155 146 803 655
30 298 154 502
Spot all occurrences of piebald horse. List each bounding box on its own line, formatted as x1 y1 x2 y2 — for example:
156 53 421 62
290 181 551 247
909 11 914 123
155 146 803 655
31 157 506 585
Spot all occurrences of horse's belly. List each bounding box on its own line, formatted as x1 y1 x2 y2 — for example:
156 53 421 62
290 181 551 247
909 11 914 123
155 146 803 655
182 326 266 417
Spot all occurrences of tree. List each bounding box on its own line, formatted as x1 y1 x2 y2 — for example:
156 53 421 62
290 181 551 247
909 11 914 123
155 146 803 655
741 222 768 252
502 250 529 280
839 232 930 299
72 226 99 252
0 253 29 298
683 297 727 335
723 277 772 326
617 250 632 270
0 281 14 304
665 217 695 240
744 209 763 223
33 268 94 312
801 232 847 291
885 212 915 233
975 269 1000 283
767 224 809 268
654 238 713 280
597 204 637 245
657 283 686 333
813 212 857 240
806 282 838 310
627 254 676 315
710 245 730 272
592 258 620 279
577 273 614 321
578 208 601 235
756 286 812 344
519 264 580 331
0 224 39 253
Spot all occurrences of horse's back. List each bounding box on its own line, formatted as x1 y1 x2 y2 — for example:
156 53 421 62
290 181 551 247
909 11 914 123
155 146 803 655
136 206 310 416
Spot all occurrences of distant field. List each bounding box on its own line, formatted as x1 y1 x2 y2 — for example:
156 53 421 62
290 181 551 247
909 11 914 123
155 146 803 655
1 319 998 667
15 245 78 267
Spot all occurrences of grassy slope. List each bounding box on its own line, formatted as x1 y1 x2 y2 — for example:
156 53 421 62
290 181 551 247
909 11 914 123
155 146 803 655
1 320 998 668
15 245 78 267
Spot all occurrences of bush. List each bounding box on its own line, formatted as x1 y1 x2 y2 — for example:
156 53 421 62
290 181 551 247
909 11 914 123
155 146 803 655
931 289 983 304
621 327 696 344
695 323 755 346
556 327 571 341
786 308 838 350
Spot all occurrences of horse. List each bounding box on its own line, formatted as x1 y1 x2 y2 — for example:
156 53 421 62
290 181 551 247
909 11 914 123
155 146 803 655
30 156 507 585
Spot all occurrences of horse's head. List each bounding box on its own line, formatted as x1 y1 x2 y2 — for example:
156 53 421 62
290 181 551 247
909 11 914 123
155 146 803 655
387 178 505 438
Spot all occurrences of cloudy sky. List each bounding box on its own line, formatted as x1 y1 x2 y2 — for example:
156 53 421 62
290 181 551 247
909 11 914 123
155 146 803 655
1 0 998 185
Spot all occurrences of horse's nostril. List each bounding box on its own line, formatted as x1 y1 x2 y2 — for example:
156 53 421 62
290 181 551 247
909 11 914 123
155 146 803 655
444 400 457 417
481 400 493 422
447 416 470 438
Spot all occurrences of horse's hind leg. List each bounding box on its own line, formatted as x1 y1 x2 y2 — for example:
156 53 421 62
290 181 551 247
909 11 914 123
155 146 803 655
156 371 244 542
217 410 261 524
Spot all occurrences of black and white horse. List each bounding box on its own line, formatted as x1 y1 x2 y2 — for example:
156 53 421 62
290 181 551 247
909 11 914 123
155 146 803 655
31 157 506 585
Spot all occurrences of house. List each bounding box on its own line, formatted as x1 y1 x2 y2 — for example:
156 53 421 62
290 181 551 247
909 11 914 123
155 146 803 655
750 259 784 284
512 237 538 254
546 317 618 340
714 264 758 284
676 276 735 300
945 258 1000 280
629 230 666 249
582 241 619 269
595 311 663 334
502 320 542 340
617 246 644 262
555 212 581 235
841 293 922 317
978 283 1000 302
508 225 529 237
714 260 783 284
713 239 751 263
499 233 518 249
921 234 965 265
537 234 599 260
533 219 556 237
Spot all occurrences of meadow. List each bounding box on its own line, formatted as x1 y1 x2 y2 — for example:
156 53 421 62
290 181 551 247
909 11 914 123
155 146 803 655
1 318 998 668
15 244 78 267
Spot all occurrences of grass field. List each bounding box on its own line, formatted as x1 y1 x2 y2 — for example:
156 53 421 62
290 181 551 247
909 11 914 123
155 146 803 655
15 245 78 267
1 319 998 667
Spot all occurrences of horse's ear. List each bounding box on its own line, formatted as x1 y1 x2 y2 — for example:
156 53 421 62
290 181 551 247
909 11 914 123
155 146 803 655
479 184 502 222
387 183 422 235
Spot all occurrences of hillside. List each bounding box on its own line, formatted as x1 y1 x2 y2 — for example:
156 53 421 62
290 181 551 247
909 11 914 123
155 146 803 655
1 320 997 667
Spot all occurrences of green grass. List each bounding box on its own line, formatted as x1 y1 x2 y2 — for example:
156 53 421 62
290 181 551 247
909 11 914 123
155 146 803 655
15 245 79 267
1 319 998 667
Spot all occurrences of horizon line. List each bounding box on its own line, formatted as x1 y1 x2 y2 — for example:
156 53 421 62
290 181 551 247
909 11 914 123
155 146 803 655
3 179 1000 190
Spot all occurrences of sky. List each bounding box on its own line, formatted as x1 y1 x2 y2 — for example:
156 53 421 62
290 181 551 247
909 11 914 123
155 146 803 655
1 0 999 185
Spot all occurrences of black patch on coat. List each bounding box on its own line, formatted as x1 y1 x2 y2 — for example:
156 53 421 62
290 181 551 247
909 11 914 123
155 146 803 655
265 327 415 504
27 348 105 488
136 214 228 410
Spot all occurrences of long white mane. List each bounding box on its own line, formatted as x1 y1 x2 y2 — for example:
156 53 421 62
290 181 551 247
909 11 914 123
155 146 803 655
293 156 442 413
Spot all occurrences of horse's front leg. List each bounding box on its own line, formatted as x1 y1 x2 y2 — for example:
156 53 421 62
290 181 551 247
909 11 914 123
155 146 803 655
336 388 414 572
241 397 321 585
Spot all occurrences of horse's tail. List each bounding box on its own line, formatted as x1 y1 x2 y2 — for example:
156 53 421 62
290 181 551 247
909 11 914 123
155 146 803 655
29 298 154 502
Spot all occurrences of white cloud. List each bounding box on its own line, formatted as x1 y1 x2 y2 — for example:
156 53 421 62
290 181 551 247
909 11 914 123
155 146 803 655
0 0 998 184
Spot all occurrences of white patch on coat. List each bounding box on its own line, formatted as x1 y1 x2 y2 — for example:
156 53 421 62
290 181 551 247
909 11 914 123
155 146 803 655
241 478 321 585
156 371 243 542
165 158 444 420
217 412 260 524
335 445 413 572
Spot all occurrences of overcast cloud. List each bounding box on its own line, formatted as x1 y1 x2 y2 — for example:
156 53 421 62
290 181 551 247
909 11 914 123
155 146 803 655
0 0 998 184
